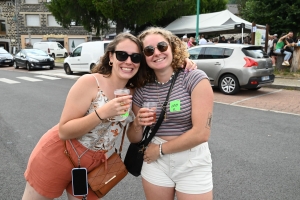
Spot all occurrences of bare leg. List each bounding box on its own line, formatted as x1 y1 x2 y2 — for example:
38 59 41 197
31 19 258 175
142 178 175 200
176 190 213 200
22 182 53 200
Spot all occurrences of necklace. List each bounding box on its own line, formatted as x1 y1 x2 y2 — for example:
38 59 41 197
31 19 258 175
155 72 175 85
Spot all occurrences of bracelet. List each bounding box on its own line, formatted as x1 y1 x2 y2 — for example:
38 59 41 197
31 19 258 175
94 110 103 121
159 144 164 157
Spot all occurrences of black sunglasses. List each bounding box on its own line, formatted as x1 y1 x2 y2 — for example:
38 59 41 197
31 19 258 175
114 51 142 64
143 41 169 57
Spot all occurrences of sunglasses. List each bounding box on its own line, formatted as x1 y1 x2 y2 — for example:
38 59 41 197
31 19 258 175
143 41 169 57
114 51 142 64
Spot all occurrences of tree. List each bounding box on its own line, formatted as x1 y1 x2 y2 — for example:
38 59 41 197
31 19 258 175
239 0 300 36
47 0 227 35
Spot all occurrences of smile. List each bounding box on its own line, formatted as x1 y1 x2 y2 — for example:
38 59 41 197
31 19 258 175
121 67 133 72
154 57 165 62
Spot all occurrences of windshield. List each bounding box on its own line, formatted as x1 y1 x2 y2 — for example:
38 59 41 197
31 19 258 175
25 49 48 56
242 47 269 58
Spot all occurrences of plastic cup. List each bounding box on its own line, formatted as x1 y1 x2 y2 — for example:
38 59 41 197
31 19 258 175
143 102 157 123
114 88 131 121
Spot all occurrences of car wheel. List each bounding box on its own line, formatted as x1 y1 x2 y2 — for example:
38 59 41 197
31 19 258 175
64 63 73 75
14 62 19 69
26 62 32 71
64 52 68 58
50 65 54 70
219 74 240 95
90 63 96 71
52 53 56 60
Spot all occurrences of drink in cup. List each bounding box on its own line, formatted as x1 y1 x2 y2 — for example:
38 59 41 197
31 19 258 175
142 102 157 123
114 88 131 121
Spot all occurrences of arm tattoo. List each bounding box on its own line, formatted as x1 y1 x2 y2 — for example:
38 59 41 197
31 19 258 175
206 113 212 129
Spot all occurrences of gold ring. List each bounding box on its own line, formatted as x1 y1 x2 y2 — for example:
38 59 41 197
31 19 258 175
120 102 124 106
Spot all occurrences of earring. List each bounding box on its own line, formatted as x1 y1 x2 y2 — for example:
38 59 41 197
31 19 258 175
109 61 113 66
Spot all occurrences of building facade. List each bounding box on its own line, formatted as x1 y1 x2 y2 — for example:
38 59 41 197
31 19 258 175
0 0 113 54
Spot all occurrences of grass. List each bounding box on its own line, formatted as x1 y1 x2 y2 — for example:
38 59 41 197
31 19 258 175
273 68 300 78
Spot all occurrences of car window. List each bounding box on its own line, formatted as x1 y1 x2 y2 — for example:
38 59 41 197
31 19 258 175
25 49 48 56
224 48 234 58
58 43 64 49
188 47 203 59
73 46 82 57
16 52 20 57
242 47 268 58
204 47 224 59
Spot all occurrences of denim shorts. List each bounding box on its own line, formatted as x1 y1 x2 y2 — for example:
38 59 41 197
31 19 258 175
141 136 213 194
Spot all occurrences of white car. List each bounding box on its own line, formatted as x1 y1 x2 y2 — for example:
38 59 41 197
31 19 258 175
33 42 68 60
63 41 111 75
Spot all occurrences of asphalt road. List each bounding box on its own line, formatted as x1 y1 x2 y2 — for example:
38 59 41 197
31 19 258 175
0 69 299 200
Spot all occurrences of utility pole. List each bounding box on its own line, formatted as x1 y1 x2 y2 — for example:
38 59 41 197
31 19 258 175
195 0 200 44
14 0 20 51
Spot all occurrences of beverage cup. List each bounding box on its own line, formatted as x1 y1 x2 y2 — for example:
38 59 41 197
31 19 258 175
114 88 131 121
142 102 157 123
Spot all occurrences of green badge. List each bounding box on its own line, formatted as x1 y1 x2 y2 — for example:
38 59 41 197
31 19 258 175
170 100 181 112
122 112 129 117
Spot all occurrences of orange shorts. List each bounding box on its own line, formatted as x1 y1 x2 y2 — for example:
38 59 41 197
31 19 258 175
24 124 106 199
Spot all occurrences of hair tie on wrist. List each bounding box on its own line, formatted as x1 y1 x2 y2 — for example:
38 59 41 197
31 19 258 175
95 110 103 121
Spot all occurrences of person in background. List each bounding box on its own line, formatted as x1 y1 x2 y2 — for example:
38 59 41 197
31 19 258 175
199 34 208 45
127 27 214 200
219 36 226 43
213 38 219 44
274 33 292 66
182 35 188 48
267 35 274 56
272 34 278 67
187 37 196 48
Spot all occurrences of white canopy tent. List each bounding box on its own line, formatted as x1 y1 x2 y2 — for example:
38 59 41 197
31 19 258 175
164 10 266 35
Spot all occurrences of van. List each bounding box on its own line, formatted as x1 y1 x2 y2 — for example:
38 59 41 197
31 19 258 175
33 42 68 60
63 41 111 75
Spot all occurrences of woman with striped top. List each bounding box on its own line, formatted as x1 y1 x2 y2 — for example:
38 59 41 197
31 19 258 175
127 27 214 200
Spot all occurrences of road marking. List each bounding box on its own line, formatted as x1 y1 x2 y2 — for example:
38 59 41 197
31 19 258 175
35 75 61 80
231 89 282 105
0 78 20 84
16 77 43 82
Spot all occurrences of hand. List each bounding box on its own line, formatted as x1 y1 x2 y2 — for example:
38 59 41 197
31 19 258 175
143 143 160 163
100 95 132 119
182 58 197 72
136 108 155 126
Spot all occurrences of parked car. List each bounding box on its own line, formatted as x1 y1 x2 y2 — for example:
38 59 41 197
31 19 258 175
63 41 111 75
14 49 55 71
188 44 275 95
33 42 68 60
0 48 14 67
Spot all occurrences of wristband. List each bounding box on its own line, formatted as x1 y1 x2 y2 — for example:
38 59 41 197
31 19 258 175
159 144 164 157
95 110 103 121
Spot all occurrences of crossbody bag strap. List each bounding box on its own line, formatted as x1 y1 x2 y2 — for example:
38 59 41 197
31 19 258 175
143 71 179 145
117 124 127 156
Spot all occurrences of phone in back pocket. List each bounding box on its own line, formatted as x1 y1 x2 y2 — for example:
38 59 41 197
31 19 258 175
71 168 88 196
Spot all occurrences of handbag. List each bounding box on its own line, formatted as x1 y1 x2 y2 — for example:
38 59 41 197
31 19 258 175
124 71 179 177
64 125 128 198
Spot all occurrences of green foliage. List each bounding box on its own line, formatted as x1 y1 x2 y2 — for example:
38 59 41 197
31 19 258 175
239 0 300 36
47 0 228 35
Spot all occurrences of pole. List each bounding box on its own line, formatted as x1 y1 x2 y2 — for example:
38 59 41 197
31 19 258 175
15 0 20 51
196 0 200 44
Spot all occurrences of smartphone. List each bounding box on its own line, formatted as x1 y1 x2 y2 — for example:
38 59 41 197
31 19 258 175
71 168 88 196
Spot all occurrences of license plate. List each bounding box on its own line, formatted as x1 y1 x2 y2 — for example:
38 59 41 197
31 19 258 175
5 60 11 62
262 76 270 81
42 65 50 68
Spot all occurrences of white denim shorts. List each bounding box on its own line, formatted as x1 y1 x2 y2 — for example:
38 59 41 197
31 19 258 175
141 136 213 194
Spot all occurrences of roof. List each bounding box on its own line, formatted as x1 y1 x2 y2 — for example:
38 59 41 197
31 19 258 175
164 10 266 35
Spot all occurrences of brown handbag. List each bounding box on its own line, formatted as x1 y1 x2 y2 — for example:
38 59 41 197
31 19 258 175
64 125 128 198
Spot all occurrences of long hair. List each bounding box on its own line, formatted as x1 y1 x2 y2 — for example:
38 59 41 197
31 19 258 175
91 33 147 88
138 27 189 83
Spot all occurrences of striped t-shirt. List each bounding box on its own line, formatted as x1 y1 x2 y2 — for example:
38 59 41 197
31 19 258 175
133 69 208 136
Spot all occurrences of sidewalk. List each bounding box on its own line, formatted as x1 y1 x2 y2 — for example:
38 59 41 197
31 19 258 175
54 62 300 91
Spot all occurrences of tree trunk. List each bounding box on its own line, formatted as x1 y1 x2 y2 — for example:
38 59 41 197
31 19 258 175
291 47 300 72
116 19 125 34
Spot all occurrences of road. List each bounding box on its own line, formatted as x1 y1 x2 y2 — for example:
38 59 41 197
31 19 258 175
0 68 299 200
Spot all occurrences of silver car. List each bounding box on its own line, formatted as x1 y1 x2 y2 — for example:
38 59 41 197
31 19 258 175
188 44 275 95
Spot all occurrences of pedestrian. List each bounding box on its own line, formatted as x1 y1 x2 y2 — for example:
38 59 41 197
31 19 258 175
127 27 214 200
22 32 196 200
187 37 196 48
274 33 292 66
199 34 208 45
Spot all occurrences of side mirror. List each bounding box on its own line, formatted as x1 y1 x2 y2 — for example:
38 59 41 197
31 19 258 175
69 52 73 57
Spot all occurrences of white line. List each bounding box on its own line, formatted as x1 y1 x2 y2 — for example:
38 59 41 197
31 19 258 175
35 75 61 80
16 77 43 82
231 89 282 105
0 78 20 84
